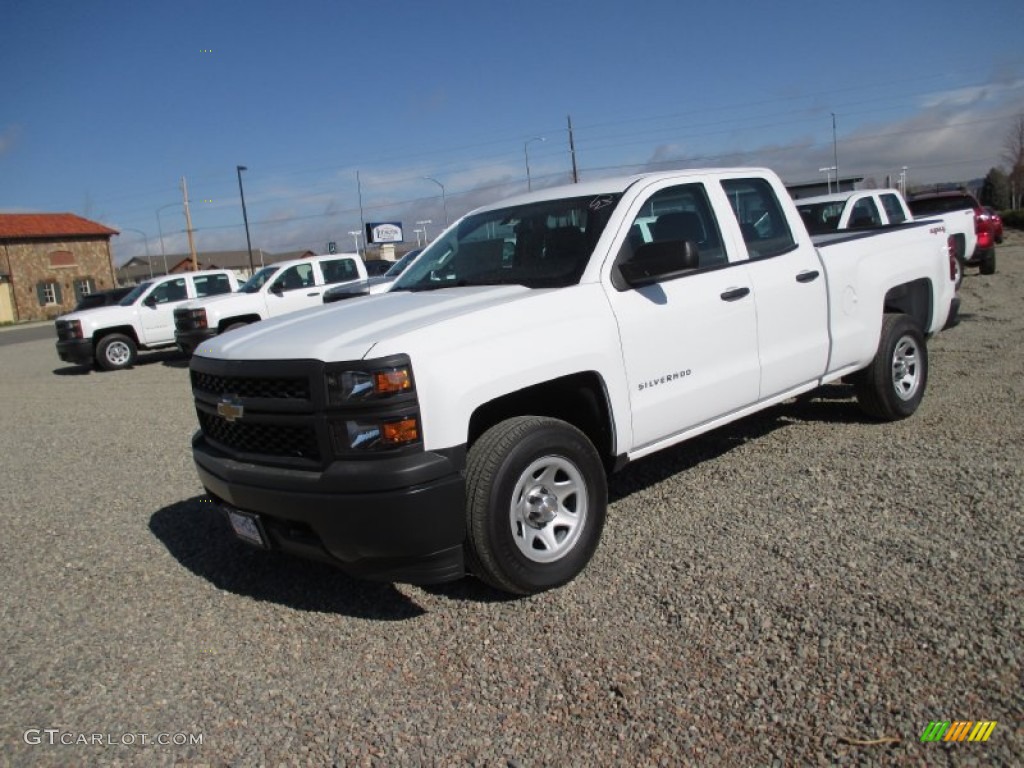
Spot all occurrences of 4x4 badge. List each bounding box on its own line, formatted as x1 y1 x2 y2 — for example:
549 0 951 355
217 396 244 422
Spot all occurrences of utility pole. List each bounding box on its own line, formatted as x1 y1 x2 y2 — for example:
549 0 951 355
567 114 579 183
181 176 198 271
831 113 839 192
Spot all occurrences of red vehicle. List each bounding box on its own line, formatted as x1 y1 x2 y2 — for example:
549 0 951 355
983 207 1004 244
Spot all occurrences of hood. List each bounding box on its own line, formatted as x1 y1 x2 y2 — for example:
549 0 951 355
178 291 251 313
58 304 136 328
195 285 537 361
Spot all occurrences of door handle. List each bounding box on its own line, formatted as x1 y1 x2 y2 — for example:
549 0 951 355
796 270 820 283
306 291 320 297
720 287 750 302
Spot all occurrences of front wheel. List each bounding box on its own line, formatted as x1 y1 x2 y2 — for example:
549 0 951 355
854 314 927 421
465 416 607 595
95 333 137 371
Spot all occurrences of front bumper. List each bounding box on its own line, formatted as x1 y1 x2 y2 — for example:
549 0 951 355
193 434 468 584
175 328 218 357
56 339 94 365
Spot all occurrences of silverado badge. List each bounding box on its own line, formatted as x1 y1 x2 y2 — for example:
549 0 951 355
217 395 244 422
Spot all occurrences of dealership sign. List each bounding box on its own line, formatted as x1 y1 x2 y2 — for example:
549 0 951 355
366 222 404 244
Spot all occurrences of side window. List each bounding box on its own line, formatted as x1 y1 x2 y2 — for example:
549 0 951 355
274 264 315 292
880 194 907 224
149 278 187 304
321 258 358 285
624 183 727 270
74 277 95 302
36 281 62 306
721 178 797 259
194 273 231 297
849 198 882 228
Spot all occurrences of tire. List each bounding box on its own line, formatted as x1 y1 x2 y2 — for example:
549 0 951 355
979 249 996 276
854 314 927 421
95 333 137 371
953 252 965 290
465 416 607 595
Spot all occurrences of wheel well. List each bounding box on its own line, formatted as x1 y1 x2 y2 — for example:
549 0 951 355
217 315 261 332
883 278 932 332
93 326 139 347
468 372 615 466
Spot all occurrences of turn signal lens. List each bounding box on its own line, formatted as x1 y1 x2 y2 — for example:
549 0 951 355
381 417 419 445
374 369 411 395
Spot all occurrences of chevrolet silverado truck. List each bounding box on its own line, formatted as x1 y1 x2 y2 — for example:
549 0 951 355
908 189 995 275
188 168 958 595
796 188 969 290
55 269 239 371
173 253 366 356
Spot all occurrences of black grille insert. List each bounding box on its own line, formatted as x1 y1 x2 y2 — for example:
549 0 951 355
192 371 311 400
198 411 320 461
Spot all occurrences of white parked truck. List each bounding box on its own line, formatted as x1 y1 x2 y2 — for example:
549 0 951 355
55 269 240 371
187 168 959 594
173 253 366 356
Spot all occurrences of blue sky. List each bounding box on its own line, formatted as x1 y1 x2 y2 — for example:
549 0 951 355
3 0 1023 264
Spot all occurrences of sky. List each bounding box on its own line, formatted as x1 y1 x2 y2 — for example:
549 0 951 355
3 0 1023 265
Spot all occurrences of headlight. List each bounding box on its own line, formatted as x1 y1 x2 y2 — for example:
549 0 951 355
331 414 421 453
325 363 414 404
176 307 207 330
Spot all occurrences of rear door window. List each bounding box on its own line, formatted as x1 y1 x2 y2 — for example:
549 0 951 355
721 178 797 259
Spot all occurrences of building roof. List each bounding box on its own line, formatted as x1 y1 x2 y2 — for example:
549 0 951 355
0 213 119 240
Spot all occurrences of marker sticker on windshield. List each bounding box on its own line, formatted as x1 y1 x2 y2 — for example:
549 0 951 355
589 195 615 211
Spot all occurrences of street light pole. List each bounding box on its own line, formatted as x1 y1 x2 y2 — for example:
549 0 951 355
416 219 432 243
237 165 255 276
524 136 545 191
818 166 837 194
121 227 153 279
348 230 362 256
423 177 448 227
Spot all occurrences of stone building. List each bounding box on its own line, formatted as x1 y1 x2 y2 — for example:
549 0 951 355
0 213 119 322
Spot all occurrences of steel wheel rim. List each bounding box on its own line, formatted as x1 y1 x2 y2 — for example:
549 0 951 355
509 455 588 563
891 336 920 401
106 341 131 366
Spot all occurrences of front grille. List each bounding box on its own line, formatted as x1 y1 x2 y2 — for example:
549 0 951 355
191 371 311 400
198 411 320 461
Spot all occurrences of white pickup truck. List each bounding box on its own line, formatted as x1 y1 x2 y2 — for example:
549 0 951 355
187 168 958 594
55 269 240 371
795 188 970 290
173 253 366 356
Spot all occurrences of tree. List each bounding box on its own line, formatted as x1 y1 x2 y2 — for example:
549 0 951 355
1004 114 1024 209
980 168 1010 209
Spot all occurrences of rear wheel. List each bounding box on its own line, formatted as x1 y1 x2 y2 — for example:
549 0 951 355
95 333 137 371
465 416 607 595
854 314 927 421
979 249 996 275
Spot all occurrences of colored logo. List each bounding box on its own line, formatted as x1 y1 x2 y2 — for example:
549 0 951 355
920 721 997 743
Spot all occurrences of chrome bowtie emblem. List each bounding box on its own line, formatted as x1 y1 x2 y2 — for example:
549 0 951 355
217 395 244 422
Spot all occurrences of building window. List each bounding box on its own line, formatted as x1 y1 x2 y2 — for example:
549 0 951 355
74 278 96 302
37 281 63 306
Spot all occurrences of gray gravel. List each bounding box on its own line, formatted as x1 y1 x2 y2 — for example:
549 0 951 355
1 235 1022 767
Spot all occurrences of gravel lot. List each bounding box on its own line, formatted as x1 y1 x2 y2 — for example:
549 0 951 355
2 234 1021 767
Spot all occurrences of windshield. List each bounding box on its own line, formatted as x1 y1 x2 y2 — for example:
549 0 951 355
796 201 847 234
391 193 622 292
119 281 152 306
239 265 279 293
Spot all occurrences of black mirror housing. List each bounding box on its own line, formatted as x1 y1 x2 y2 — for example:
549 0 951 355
619 240 699 288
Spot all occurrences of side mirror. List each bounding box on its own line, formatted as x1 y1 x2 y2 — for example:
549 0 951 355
143 294 158 307
269 282 284 295
618 241 699 288
322 281 370 304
